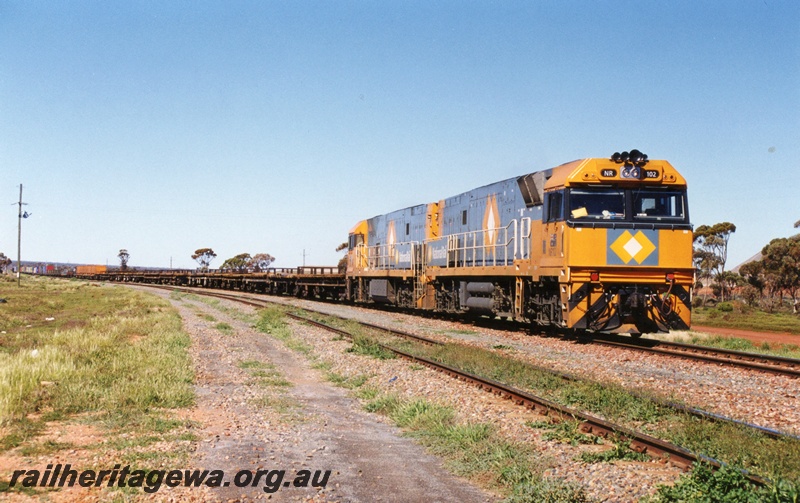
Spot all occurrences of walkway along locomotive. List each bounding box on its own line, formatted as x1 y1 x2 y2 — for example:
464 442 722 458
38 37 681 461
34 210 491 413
346 151 693 334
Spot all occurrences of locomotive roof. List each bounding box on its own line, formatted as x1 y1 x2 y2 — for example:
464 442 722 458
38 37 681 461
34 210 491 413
349 156 688 234
544 157 687 190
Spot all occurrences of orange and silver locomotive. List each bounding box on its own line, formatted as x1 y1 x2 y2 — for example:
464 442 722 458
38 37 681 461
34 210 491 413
347 150 693 334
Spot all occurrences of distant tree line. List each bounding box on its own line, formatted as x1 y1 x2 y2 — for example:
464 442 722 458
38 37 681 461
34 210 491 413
738 236 800 313
694 221 800 313
219 253 276 272
191 248 276 272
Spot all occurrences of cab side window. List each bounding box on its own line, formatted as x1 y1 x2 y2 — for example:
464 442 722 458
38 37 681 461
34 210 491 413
348 234 364 250
545 191 564 222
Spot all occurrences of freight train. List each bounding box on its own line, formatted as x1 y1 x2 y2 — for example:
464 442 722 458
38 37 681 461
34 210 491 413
80 151 694 335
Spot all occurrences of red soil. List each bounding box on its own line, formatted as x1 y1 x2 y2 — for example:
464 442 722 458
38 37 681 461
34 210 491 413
692 324 800 347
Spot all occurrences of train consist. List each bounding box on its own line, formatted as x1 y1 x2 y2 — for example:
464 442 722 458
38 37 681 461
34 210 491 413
80 151 694 335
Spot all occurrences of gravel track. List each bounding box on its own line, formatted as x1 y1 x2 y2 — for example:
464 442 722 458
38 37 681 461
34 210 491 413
143 288 497 502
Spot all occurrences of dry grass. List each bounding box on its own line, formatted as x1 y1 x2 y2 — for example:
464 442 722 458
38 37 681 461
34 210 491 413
0 276 196 498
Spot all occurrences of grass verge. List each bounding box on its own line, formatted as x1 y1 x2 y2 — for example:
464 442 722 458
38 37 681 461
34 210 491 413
0 276 195 497
363 391 592 502
664 332 800 359
693 305 800 336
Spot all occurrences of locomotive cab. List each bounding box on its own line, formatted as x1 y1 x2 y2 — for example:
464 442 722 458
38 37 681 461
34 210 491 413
542 152 694 334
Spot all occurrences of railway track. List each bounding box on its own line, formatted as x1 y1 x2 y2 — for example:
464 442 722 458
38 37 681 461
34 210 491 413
590 333 800 379
380 301 800 379
147 284 788 485
416 309 800 379
259 302 771 483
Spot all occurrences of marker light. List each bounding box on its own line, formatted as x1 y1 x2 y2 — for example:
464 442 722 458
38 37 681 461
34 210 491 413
590 272 600 282
611 149 648 165
665 273 675 282
629 149 648 165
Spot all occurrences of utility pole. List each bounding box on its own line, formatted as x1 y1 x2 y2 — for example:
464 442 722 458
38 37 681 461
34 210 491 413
16 184 28 287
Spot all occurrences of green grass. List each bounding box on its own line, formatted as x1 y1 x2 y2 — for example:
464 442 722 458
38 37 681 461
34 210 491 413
0 276 197 496
527 420 600 446
346 335 396 359
17 439 75 457
693 305 800 335
257 304 800 497
645 463 799 503
255 306 314 355
362 391 590 502
238 359 291 388
579 439 649 463
326 371 371 389
0 278 193 429
290 306 800 485
676 332 800 359
214 321 234 335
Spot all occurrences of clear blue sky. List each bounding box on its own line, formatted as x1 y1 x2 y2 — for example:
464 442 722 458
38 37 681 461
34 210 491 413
2 1 798 270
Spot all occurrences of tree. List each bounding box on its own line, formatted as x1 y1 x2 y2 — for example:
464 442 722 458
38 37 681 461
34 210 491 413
250 253 275 271
693 222 736 301
0 252 11 273
692 248 720 304
118 249 130 270
716 270 744 301
192 248 217 271
220 253 252 272
336 242 348 273
760 236 800 313
738 260 765 295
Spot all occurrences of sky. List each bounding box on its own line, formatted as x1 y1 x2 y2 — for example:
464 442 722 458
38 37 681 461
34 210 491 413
1 1 798 270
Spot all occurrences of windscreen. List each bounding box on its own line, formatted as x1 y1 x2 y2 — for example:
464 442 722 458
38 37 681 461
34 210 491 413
632 189 686 220
569 188 625 220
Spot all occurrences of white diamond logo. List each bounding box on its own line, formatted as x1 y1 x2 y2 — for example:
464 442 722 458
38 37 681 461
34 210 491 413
623 237 643 258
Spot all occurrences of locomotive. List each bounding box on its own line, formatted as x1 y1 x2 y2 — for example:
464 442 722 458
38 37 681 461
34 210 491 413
346 151 693 334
